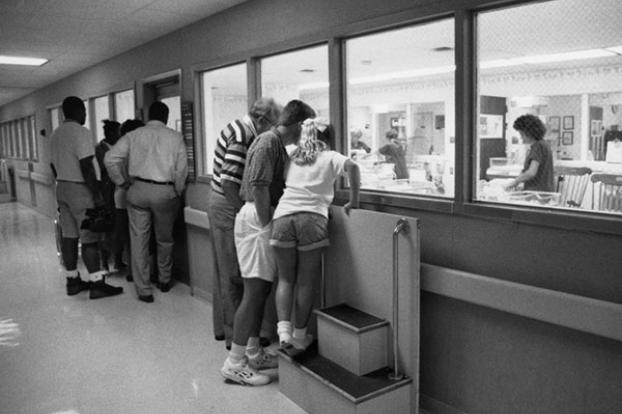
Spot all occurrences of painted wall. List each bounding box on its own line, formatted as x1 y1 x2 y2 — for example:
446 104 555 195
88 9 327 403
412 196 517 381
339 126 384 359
1 0 621 413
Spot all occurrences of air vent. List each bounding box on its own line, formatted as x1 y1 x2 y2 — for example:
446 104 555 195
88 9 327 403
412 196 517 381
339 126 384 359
300 68 315 73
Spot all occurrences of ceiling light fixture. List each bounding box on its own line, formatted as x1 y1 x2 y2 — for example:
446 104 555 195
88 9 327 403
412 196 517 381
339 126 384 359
605 45 622 55
480 48 617 69
349 65 456 85
0 55 48 66
298 81 330 90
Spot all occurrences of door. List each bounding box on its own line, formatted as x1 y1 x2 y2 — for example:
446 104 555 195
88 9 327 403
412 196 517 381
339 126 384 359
139 71 189 286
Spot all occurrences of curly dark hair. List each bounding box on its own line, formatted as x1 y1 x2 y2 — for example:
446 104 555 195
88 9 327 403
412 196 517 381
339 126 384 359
513 114 546 141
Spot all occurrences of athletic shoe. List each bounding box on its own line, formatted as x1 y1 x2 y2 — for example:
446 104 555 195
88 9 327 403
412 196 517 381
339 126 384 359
66 275 90 296
247 348 278 370
220 357 271 386
89 280 123 299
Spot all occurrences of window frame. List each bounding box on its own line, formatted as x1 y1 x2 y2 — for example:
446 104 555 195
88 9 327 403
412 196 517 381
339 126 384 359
193 58 251 182
188 0 622 236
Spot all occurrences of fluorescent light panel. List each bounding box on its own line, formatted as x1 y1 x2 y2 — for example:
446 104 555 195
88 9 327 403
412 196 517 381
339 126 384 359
480 48 618 69
299 46 622 88
0 55 48 66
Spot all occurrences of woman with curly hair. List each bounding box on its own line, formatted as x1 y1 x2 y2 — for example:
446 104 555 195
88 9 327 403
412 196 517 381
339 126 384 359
270 117 360 354
506 114 554 192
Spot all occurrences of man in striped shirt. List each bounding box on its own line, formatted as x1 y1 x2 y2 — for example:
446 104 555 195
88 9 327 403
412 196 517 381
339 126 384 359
207 98 281 350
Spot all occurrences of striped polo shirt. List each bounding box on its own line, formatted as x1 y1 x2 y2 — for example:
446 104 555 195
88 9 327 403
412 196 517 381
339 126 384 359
211 115 258 194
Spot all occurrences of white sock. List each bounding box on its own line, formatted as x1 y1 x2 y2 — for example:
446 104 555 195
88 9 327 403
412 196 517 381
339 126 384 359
89 270 106 282
277 321 292 344
246 336 260 356
65 269 79 278
228 343 246 364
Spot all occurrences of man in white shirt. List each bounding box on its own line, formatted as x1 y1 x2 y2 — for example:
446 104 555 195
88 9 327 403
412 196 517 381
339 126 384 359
105 102 188 303
51 96 124 299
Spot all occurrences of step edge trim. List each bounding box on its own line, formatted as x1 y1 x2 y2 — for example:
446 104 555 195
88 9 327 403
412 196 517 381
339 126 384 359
278 350 412 404
314 310 390 333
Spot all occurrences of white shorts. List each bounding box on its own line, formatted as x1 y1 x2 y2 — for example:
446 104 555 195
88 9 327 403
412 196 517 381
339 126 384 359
234 202 276 282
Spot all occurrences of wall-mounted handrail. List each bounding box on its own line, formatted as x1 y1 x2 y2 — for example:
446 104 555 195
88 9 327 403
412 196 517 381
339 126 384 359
389 217 408 381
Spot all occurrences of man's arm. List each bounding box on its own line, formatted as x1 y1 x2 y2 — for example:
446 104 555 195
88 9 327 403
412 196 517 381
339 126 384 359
174 139 188 196
221 180 244 211
343 159 360 215
104 136 130 187
79 156 104 207
252 185 272 227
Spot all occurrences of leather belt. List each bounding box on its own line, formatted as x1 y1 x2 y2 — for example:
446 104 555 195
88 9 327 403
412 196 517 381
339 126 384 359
135 177 174 186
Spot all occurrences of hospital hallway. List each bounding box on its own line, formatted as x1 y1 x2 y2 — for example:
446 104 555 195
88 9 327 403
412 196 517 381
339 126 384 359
0 202 306 414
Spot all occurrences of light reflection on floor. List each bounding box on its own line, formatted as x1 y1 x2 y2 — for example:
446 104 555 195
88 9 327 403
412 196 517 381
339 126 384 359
0 203 307 414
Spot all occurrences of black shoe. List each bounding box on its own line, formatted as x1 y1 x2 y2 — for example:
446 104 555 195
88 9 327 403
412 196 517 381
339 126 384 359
66 276 90 296
215 334 225 341
138 294 154 303
89 280 123 299
126 274 133 282
158 281 173 293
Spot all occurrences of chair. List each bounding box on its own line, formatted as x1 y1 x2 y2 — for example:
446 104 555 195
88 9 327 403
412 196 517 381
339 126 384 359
554 166 592 208
591 173 622 213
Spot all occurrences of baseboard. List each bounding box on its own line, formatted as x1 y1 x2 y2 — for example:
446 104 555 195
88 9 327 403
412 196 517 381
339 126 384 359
190 285 213 304
420 394 467 414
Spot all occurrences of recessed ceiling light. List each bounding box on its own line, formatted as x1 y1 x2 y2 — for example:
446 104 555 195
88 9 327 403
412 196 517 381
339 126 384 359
432 46 454 52
606 45 622 55
0 55 48 66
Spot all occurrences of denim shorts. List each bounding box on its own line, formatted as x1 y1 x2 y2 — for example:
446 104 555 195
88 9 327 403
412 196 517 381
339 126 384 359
270 212 329 251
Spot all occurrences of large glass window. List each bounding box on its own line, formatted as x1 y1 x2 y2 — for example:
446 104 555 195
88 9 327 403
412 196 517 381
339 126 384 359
114 89 135 123
28 116 38 161
50 107 60 132
19 119 29 161
345 20 455 197
83 99 91 137
94 95 110 142
201 62 248 176
15 121 23 159
0 124 7 157
261 45 329 119
476 0 622 216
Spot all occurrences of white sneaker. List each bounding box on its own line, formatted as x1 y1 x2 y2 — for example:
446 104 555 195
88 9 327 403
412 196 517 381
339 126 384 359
220 357 271 386
247 348 278 370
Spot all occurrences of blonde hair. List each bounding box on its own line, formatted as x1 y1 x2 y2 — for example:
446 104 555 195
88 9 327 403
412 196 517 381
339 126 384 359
291 117 328 166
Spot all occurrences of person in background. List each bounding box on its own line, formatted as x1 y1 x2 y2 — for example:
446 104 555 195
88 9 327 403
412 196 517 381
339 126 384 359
51 96 124 299
207 98 281 350
350 128 371 153
379 128 409 180
271 118 360 354
105 102 188 303
220 100 315 386
505 114 554 192
113 119 145 282
95 120 121 272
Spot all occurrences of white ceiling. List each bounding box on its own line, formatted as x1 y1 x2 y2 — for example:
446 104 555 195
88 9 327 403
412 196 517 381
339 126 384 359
0 0 247 107
1 0 622 108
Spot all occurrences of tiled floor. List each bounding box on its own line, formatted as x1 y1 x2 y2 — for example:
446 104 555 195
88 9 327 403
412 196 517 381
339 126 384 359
0 203 306 414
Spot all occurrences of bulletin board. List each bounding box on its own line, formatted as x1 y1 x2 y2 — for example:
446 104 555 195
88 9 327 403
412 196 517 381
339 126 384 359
181 102 196 181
